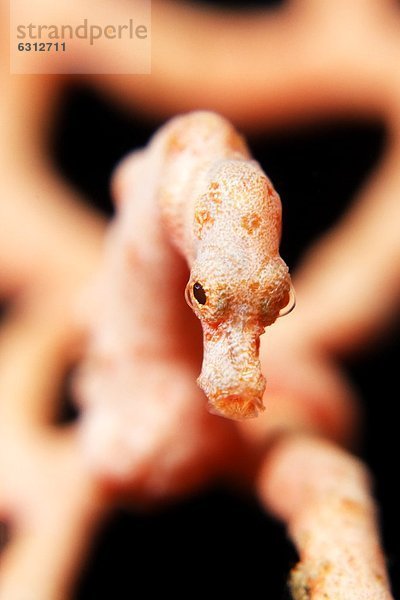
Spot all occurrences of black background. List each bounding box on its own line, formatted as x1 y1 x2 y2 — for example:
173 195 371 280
51 1 400 596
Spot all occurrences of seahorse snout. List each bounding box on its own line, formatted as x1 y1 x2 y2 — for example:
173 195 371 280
209 391 265 419
197 325 266 420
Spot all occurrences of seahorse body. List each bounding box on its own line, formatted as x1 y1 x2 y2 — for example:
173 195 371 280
150 112 292 419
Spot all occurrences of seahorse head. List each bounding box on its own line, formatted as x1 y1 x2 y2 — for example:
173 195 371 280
185 249 294 419
184 159 294 419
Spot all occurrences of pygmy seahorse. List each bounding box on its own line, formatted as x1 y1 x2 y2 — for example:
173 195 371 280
153 111 294 419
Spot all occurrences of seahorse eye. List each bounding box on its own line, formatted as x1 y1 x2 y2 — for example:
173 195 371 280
193 282 207 305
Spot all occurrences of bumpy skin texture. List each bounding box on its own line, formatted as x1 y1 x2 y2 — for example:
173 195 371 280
259 436 392 600
154 112 292 419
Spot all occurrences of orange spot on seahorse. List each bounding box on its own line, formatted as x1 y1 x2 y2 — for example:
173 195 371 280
167 133 185 154
209 181 222 204
241 213 261 235
195 208 215 238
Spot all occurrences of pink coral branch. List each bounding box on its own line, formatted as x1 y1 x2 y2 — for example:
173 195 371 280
258 435 392 599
